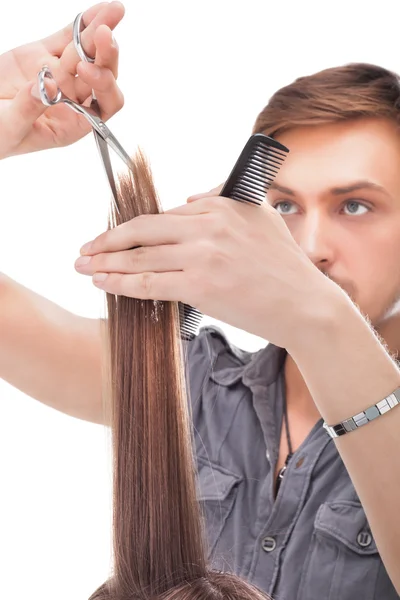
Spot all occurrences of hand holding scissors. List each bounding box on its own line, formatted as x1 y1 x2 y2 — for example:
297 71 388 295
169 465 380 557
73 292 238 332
37 10 134 206
0 2 125 161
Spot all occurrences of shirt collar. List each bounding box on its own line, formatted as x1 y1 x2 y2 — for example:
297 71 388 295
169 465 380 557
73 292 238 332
207 327 288 388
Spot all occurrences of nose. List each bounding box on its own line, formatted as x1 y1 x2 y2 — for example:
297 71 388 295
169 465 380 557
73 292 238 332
294 209 336 269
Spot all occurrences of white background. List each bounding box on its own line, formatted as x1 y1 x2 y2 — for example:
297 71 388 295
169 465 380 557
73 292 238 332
0 1 399 598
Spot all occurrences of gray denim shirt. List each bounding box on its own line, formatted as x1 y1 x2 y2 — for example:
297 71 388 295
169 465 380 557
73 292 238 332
185 325 399 600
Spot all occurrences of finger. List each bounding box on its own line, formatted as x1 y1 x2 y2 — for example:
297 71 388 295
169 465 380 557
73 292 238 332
59 1 125 77
92 24 119 77
0 79 56 157
91 271 188 302
80 214 199 256
72 24 121 104
75 62 124 118
42 3 108 57
166 195 232 215
187 183 225 202
74 244 188 275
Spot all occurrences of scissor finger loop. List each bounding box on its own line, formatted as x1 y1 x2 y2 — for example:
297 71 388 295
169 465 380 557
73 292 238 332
38 66 63 106
73 13 95 64
36 66 110 136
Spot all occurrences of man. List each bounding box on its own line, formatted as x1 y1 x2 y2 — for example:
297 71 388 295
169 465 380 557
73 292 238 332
1 3 399 599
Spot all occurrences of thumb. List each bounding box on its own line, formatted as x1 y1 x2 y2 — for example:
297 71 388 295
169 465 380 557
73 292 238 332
187 182 225 203
0 79 54 157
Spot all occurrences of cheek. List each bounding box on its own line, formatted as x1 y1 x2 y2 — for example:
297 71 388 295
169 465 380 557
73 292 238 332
337 235 387 290
354 243 390 281
349 238 400 306
366 231 400 281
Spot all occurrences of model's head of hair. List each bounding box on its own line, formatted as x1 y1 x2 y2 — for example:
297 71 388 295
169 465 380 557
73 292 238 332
253 62 400 137
88 149 270 600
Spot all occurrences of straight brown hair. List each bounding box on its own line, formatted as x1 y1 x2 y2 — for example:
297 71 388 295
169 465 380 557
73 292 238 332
88 149 270 600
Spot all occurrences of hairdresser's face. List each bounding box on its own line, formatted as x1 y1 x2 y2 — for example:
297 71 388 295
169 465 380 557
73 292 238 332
268 118 400 328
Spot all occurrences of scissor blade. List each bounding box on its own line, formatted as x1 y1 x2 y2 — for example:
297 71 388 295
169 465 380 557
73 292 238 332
93 130 119 204
104 131 135 172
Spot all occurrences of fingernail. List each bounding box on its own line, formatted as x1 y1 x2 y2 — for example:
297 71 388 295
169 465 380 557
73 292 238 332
111 34 118 49
75 256 92 268
93 273 108 284
80 241 93 255
31 83 41 100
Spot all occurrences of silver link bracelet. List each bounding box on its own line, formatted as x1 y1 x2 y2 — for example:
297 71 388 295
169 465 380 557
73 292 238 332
323 386 400 438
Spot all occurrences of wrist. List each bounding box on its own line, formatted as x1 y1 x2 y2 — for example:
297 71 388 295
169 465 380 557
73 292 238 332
285 272 349 357
287 279 400 424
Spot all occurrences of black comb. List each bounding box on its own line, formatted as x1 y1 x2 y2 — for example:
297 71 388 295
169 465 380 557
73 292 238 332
179 133 289 341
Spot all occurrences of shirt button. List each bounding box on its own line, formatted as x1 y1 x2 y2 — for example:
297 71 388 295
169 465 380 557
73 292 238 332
261 536 276 552
357 531 372 547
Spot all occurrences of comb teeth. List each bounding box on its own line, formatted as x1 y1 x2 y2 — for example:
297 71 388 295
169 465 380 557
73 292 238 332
178 303 203 341
220 134 289 205
180 133 289 342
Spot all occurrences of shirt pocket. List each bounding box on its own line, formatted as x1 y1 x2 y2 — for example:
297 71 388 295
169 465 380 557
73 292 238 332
196 457 243 561
298 500 397 600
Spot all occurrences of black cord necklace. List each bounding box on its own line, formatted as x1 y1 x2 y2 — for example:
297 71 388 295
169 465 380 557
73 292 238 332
276 378 293 494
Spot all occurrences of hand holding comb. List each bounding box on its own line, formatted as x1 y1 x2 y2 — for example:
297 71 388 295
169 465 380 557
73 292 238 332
179 133 289 340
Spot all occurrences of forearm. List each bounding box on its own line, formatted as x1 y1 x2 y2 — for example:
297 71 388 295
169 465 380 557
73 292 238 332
0 273 108 425
289 285 400 592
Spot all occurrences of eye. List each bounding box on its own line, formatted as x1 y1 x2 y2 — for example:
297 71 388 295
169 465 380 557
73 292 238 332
272 201 298 215
342 200 370 216
272 199 371 216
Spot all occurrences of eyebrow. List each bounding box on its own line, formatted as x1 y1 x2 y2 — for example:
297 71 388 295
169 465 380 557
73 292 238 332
268 180 391 197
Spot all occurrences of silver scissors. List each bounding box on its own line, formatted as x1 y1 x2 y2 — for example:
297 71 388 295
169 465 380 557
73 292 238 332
37 12 134 207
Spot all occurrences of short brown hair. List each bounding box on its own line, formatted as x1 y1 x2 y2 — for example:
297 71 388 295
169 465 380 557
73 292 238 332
252 63 400 137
